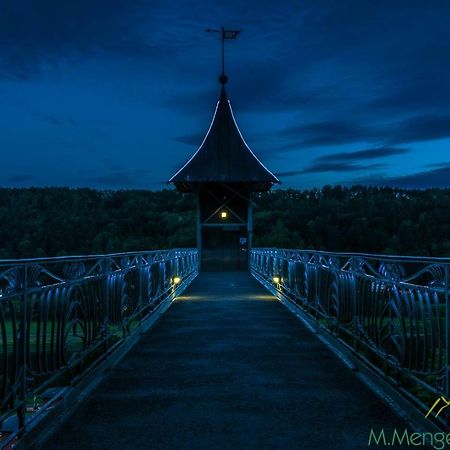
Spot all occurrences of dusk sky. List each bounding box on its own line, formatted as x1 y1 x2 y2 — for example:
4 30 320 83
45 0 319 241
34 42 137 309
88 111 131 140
1 0 450 190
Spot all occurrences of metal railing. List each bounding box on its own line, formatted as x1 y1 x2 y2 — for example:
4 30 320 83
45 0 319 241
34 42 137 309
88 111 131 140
0 248 198 443
251 248 450 427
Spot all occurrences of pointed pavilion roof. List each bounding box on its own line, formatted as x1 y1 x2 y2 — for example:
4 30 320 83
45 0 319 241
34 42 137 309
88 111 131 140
169 86 280 193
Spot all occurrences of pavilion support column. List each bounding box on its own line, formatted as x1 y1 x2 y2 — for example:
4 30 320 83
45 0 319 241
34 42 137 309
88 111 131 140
247 199 253 272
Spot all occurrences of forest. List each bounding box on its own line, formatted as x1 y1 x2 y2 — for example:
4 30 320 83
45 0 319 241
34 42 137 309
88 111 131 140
0 185 449 259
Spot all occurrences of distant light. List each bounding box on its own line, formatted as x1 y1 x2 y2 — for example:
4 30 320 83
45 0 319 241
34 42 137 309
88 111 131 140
273 276 281 284
173 276 181 285
220 211 228 219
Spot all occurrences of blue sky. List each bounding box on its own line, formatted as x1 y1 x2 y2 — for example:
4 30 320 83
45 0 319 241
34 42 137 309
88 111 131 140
1 0 450 190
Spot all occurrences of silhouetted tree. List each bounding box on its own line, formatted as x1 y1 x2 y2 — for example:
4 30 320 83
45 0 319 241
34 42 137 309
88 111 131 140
0 186 449 258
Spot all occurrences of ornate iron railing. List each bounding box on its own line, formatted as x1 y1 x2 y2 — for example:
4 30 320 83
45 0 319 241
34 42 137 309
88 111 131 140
0 248 198 443
251 248 450 427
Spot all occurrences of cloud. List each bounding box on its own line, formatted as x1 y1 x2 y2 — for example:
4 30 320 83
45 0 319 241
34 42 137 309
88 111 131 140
7 174 33 182
353 164 450 189
165 88 217 115
0 0 166 79
388 114 450 144
388 166 450 189
224 59 336 113
2 0 450 191
173 133 203 146
274 170 305 178
369 81 450 114
272 113 450 152
275 146 407 179
276 162 385 177
274 119 381 149
315 147 410 162
426 161 450 169
275 146 406 178
303 162 385 174
164 53 337 115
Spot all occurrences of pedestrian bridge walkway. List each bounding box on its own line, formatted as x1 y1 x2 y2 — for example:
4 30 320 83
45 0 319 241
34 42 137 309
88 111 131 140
43 272 407 450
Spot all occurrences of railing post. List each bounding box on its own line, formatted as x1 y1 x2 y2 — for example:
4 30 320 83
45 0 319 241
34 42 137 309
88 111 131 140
350 260 359 370
314 253 320 322
18 265 28 435
138 256 144 328
334 257 341 336
103 257 111 351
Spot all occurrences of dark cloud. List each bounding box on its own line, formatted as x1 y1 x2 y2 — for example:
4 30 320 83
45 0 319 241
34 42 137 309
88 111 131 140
166 74 338 116
173 133 203 146
224 59 336 113
276 162 385 177
353 164 450 189
426 161 450 169
275 147 407 179
275 120 381 149
273 113 450 151
0 0 166 79
275 170 307 178
390 166 450 189
315 147 410 162
7 174 33 183
233 87 330 114
389 114 450 144
2 1 450 189
303 162 385 174
165 88 217 115
369 81 450 114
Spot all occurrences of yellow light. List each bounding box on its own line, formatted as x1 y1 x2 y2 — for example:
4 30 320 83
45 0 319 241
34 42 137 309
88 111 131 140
220 211 228 219
173 276 181 285
273 276 281 284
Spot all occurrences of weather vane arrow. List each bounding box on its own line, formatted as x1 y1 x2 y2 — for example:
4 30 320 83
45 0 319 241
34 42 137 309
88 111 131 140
206 27 242 84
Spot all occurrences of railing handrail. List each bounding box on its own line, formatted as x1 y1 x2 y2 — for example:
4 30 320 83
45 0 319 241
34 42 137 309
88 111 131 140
254 247 450 264
0 248 197 267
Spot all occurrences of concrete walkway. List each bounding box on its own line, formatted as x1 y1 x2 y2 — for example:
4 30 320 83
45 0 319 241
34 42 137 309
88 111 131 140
44 273 408 449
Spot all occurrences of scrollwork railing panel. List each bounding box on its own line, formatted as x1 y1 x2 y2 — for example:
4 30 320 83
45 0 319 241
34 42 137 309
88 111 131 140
251 248 450 427
0 248 198 440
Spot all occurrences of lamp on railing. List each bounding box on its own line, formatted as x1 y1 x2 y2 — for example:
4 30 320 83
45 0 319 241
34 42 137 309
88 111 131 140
0 248 199 439
250 247 450 426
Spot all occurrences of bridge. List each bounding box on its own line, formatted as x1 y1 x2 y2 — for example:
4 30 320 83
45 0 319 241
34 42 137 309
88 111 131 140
0 248 449 448
2 34 449 450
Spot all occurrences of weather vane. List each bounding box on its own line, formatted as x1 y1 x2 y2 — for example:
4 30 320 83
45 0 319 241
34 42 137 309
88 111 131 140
206 27 242 84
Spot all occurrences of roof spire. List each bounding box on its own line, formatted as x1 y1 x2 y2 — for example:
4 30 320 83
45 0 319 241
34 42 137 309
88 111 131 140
206 27 242 85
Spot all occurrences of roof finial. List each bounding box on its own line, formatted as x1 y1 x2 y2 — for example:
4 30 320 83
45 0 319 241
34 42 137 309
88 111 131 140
206 27 242 85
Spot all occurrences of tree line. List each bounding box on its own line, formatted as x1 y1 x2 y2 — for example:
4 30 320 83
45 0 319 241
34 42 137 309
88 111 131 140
0 185 448 259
